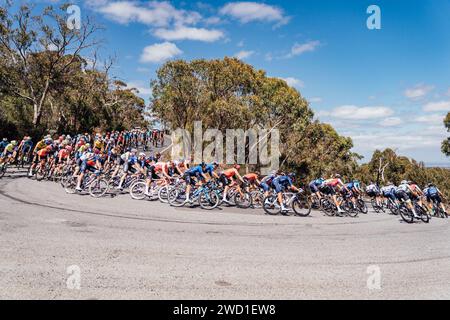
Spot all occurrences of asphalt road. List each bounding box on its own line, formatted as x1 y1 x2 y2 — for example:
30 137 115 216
1 171 449 300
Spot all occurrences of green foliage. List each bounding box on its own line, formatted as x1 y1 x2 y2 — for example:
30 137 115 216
0 2 148 139
356 148 450 201
442 112 450 157
150 58 360 182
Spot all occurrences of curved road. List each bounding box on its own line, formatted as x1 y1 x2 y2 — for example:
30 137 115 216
0 172 449 299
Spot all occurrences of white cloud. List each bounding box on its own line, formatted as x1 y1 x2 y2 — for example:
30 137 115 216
414 113 446 124
127 81 152 96
204 16 222 25
309 97 323 103
423 100 450 112
280 77 304 88
286 40 321 58
234 50 255 60
220 2 288 25
379 117 402 127
94 1 201 27
404 84 434 100
140 42 182 63
319 105 393 120
154 26 224 42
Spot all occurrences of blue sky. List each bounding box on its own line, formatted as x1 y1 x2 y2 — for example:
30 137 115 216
29 0 450 164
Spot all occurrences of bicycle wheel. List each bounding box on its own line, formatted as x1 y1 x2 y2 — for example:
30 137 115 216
64 176 78 194
322 199 336 216
0 164 7 178
292 196 311 217
129 181 147 200
168 188 187 207
415 205 429 223
158 185 169 203
199 190 219 210
371 198 380 213
234 191 252 209
35 167 46 181
250 190 264 209
263 195 280 215
399 206 414 223
357 199 368 214
89 178 109 198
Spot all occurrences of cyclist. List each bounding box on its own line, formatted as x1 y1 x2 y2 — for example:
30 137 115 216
116 149 139 190
366 182 382 207
394 180 419 218
272 172 301 213
409 181 425 209
243 172 261 190
424 183 447 216
260 171 278 199
183 162 209 204
309 177 325 200
0 138 9 154
220 164 245 204
75 149 103 192
323 174 349 214
0 140 18 165
381 182 398 207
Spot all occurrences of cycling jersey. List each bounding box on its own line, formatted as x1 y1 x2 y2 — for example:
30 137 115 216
35 140 46 151
0 141 8 152
3 144 15 154
187 165 204 176
325 178 342 187
58 149 69 159
243 173 258 183
37 148 51 157
222 169 237 179
272 175 293 193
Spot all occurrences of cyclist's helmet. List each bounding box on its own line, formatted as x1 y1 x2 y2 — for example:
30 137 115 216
131 148 138 154
334 174 341 179
427 183 435 187
200 161 206 168
65 146 73 152
212 161 219 167
46 145 52 151
2 138 7 142
45 139 53 145
11 140 18 146
401 180 408 185
234 164 241 170
139 152 146 158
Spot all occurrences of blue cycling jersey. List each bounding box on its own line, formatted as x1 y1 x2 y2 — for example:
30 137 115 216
427 186 438 197
273 175 293 187
128 155 137 165
187 165 204 175
204 164 215 175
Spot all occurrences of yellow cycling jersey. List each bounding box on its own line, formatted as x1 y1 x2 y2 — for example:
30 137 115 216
35 140 46 151
4 144 15 153
94 140 104 150
78 145 88 153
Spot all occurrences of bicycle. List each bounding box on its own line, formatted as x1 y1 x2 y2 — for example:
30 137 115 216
263 189 311 217
398 200 430 224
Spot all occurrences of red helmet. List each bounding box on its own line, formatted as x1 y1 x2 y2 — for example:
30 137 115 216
46 146 53 151
234 164 241 170
65 146 73 152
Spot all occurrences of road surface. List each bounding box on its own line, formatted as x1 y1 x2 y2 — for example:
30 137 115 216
0 172 449 299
